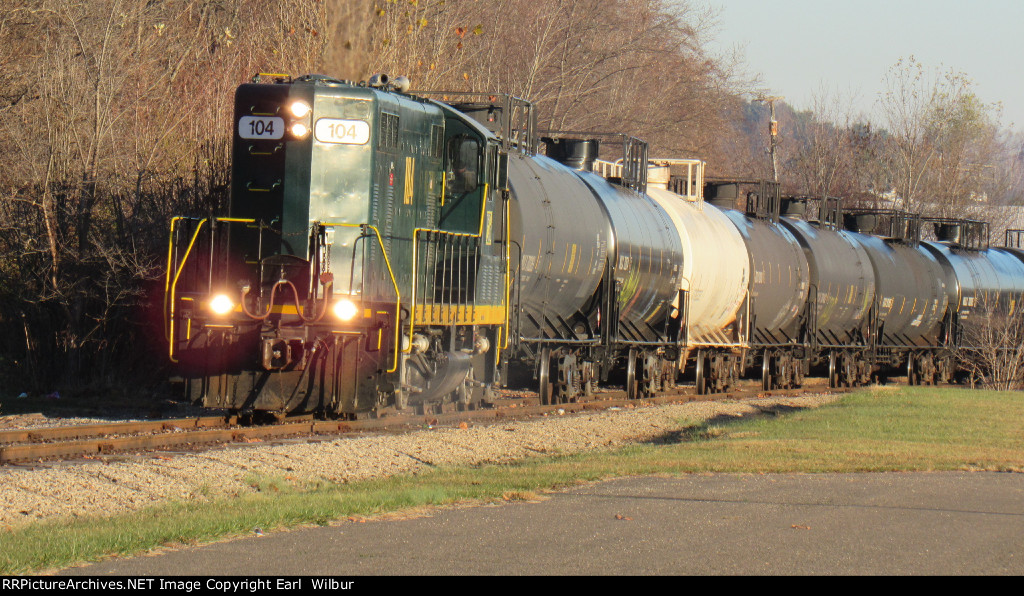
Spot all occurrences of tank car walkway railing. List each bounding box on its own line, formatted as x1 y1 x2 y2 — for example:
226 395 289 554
650 158 704 202
541 131 648 193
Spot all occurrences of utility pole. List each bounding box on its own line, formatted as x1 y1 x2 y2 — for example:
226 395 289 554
755 95 784 183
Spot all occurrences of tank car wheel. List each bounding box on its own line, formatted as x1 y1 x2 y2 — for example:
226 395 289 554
841 352 856 387
640 353 660 397
695 351 708 395
921 353 936 385
762 351 773 391
581 361 595 399
661 358 675 392
725 354 739 391
907 353 919 386
776 353 790 389
556 354 580 403
828 351 838 389
712 353 730 392
626 348 639 400
538 348 553 405
937 356 952 384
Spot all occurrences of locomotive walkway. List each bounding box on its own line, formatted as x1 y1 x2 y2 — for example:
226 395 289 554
59 471 1024 575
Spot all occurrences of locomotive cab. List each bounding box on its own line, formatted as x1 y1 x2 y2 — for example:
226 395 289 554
166 74 509 416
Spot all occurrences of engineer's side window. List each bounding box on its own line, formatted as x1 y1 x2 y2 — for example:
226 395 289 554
446 136 479 197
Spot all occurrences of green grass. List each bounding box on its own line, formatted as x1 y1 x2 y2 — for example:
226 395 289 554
2 385 1023 574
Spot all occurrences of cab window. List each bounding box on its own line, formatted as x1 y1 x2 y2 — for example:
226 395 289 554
446 135 480 198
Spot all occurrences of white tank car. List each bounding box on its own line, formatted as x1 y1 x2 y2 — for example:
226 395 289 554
645 164 749 348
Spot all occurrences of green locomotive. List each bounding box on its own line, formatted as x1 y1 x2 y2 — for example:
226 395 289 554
166 74 512 416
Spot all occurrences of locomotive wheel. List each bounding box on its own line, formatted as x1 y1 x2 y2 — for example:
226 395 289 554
455 381 471 408
455 367 478 411
538 348 553 405
394 388 408 411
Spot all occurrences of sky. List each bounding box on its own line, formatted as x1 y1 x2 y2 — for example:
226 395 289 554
701 0 1024 132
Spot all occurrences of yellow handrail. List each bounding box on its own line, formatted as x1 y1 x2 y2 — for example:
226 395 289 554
166 217 257 363
408 184 510 353
501 192 511 355
168 216 400 373
317 221 401 374
167 218 208 362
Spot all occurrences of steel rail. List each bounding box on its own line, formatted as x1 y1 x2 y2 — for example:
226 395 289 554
0 379 848 465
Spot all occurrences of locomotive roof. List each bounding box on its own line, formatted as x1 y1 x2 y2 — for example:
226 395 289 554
425 98 500 141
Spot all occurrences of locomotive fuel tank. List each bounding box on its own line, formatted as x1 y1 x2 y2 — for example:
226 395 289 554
780 218 875 344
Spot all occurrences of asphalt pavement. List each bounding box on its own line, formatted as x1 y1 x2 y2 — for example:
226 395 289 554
58 471 1024 576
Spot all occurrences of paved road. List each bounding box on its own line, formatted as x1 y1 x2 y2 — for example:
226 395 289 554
60 471 1024 575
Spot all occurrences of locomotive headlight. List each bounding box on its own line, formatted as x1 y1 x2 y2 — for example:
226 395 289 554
332 298 358 321
289 101 311 118
209 293 235 316
291 122 310 138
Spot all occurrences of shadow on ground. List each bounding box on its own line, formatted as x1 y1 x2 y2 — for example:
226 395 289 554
644 402 807 445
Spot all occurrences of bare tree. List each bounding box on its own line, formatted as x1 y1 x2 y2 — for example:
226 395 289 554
877 57 1008 218
0 0 328 391
788 89 863 199
335 0 743 159
956 295 1024 390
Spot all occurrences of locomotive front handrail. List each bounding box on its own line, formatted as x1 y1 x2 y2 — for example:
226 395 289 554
315 221 402 374
165 216 258 362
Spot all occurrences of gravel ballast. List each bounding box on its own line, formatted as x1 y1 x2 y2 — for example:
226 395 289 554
0 395 840 529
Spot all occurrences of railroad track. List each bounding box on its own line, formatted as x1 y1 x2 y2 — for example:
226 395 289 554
0 380 845 465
